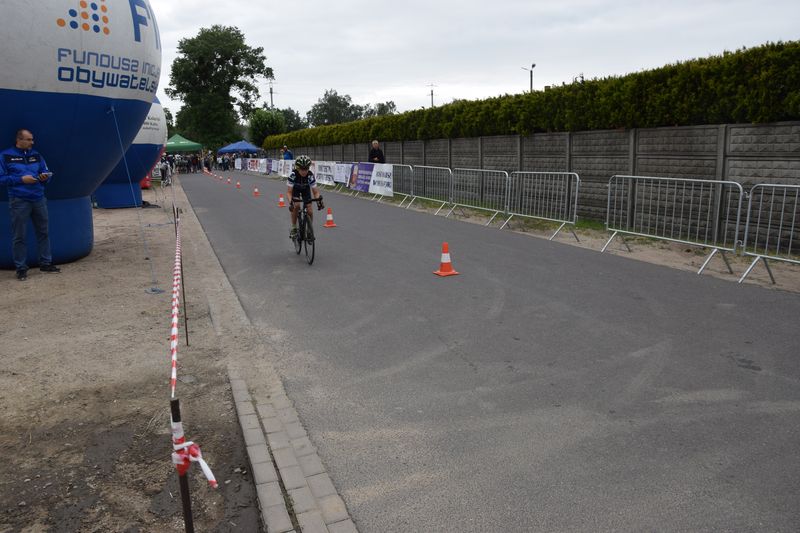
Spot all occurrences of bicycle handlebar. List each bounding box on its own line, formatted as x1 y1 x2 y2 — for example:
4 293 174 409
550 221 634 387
291 196 323 204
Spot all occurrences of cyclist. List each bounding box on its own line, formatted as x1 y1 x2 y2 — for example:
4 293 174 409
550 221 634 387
287 155 324 239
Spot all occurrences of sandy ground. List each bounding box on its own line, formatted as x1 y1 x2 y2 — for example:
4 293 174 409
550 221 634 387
1 175 797 532
0 181 263 533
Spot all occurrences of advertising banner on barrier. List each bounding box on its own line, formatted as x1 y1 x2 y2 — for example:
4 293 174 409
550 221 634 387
334 164 352 184
283 160 295 177
258 159 268 173
235 158 242 170
314 161 336 186
370 163 394 196
247 159 259 172
348 162 373 193
270 159 278 173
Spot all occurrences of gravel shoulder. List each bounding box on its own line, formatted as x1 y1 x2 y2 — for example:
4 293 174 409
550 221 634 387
0 180 264 532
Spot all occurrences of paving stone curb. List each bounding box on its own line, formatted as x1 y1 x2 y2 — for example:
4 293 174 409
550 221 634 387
171 175 358 532
230 369 358 533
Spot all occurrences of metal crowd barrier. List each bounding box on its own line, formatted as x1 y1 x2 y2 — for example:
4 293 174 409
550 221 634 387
406 166 453 213
508 172 580 240
603 175 743 275
739 184 800 284
392 164 414 205
447 168 510 225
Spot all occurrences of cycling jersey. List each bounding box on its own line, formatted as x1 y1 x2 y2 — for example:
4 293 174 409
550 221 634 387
287 170 316 190
288 170 316 204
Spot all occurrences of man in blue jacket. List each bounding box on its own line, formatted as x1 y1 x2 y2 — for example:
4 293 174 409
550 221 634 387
282 145 294 160
0 129 60 280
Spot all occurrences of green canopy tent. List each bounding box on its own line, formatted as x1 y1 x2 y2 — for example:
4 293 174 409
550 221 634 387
165 134 202 152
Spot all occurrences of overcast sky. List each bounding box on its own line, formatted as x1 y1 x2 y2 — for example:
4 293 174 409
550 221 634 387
149 0 799 120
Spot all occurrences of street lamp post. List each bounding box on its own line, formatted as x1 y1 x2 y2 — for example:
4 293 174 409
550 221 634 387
521 63 536 92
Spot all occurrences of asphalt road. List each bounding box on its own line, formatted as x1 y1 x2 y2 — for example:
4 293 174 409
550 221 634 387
182 169 800 532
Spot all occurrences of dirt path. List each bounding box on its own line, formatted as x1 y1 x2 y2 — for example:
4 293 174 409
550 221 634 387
0 181 262 532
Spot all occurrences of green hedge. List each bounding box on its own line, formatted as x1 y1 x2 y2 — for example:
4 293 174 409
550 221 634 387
264 41 800 149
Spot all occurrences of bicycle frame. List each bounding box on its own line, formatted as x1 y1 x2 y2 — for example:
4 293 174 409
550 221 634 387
291 196 323 264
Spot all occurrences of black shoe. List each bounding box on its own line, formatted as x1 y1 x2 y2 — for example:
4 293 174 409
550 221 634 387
40 264 61 273
16 269 27 281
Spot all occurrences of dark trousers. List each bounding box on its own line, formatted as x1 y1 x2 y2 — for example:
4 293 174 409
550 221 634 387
9 197 52 271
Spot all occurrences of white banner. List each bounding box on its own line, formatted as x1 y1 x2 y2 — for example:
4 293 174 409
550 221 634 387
369 163 394 197
271 159 279 174
314 161 336 186
247 158 259 171
279 160 294 178
234 158 242 170
258 159 268 173
334 163 352 184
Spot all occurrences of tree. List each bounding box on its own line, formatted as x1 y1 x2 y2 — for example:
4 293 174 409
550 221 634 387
306 89 364 126
163 107 176 138
165 25 273 148
175 92 238 147
249 108 286 146
277 107 307 132
363 101 397 118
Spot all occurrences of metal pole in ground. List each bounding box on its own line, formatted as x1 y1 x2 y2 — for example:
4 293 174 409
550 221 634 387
170 398 195 533
177 210 190 347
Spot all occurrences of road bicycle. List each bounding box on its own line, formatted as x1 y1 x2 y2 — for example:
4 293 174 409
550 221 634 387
291 196 324 265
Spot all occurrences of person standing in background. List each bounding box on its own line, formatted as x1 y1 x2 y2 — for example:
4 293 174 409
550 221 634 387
368 140 385 163
0 129 60 280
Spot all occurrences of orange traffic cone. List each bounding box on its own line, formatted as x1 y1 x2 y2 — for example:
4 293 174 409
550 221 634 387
278 194 285 207
226 177 231 184
434 242 459 277
253 186 260 198
323 208 337 228
236 181 241 189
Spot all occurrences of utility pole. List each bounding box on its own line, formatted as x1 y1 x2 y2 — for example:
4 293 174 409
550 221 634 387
521 63 536 92
426 83 437 107
269 81 274 108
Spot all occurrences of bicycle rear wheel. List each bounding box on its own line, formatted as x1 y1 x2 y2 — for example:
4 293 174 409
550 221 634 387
294 217 303 254
304 220 315 264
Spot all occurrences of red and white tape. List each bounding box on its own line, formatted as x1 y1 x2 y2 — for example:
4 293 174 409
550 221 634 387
167 216 217 488
170 218 182 398
172 419 218 488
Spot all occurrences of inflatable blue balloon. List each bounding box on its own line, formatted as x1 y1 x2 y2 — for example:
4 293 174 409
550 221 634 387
94 97 167 208
0 0 161 267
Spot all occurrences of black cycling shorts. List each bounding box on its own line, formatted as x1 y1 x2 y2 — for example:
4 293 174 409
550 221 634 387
292 186 312 204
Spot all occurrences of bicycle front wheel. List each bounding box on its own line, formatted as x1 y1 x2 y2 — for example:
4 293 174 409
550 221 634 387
304 220 315 265
294 218 303 254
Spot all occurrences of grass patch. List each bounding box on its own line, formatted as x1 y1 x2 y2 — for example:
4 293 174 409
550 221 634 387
575 218 606 231
407 197 448 210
